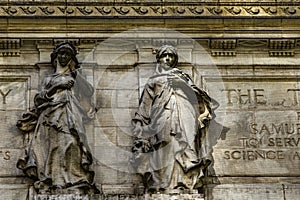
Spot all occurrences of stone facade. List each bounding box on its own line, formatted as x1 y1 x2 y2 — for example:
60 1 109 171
0 0 300 199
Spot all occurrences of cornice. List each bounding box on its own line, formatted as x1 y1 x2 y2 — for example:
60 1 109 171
0 2 300 18
0 38 298 58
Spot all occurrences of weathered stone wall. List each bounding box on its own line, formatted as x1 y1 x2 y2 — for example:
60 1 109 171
0 0 300 199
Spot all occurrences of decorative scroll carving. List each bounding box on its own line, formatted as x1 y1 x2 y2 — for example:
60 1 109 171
169 7 186 14
39 7 55 15
113 7 130 15
77 7 94 15
1 7 17 15
20 7 37 15
225 7 242 15
150 6 167 14
281 7 297 15
261 7 277 15
188 7 204 15
95 7 112 15
243 7 260 15
57 6 75 14
207 7 223 15
132 7 149 15
0 3 300 18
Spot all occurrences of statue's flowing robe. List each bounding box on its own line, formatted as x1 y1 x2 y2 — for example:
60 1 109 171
17 72 95 190
132 68 213 191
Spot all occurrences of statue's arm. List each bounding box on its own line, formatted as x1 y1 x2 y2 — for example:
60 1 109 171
134 82 155 123
34 77 53 107
75 72 94 97
132 81 155 137
181 72 218 123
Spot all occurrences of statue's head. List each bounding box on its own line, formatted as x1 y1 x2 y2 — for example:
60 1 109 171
156 45 178 70
51 42 79 70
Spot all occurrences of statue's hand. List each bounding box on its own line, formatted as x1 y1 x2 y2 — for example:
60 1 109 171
58 79 74 90
86 107 96 119
133 124 143 138
198 105 212 128
47 79 74 97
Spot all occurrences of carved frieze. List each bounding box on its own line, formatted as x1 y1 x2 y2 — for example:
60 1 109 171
0 2 300 18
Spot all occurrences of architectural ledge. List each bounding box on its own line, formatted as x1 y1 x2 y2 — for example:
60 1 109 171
0 1 300 18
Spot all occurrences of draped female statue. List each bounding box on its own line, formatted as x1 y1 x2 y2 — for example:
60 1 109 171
17 42 98 194
131 45 214 193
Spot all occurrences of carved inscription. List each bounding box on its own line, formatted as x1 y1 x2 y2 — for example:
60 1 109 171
0 89 12 104
0 79 28 110
222 89 267 106
207 77 300 109
0 150 10 160
222 88 300 107
206 77 300 175
0 149 22 176
223 113 300 161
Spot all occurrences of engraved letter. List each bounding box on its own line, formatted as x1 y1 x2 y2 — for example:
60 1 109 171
0 89 12 104
253 89 266 105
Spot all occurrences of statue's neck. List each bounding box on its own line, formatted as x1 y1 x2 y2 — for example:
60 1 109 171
156 64 179 74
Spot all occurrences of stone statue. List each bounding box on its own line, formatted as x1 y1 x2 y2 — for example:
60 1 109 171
131 45 215 193
16 42 99 194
